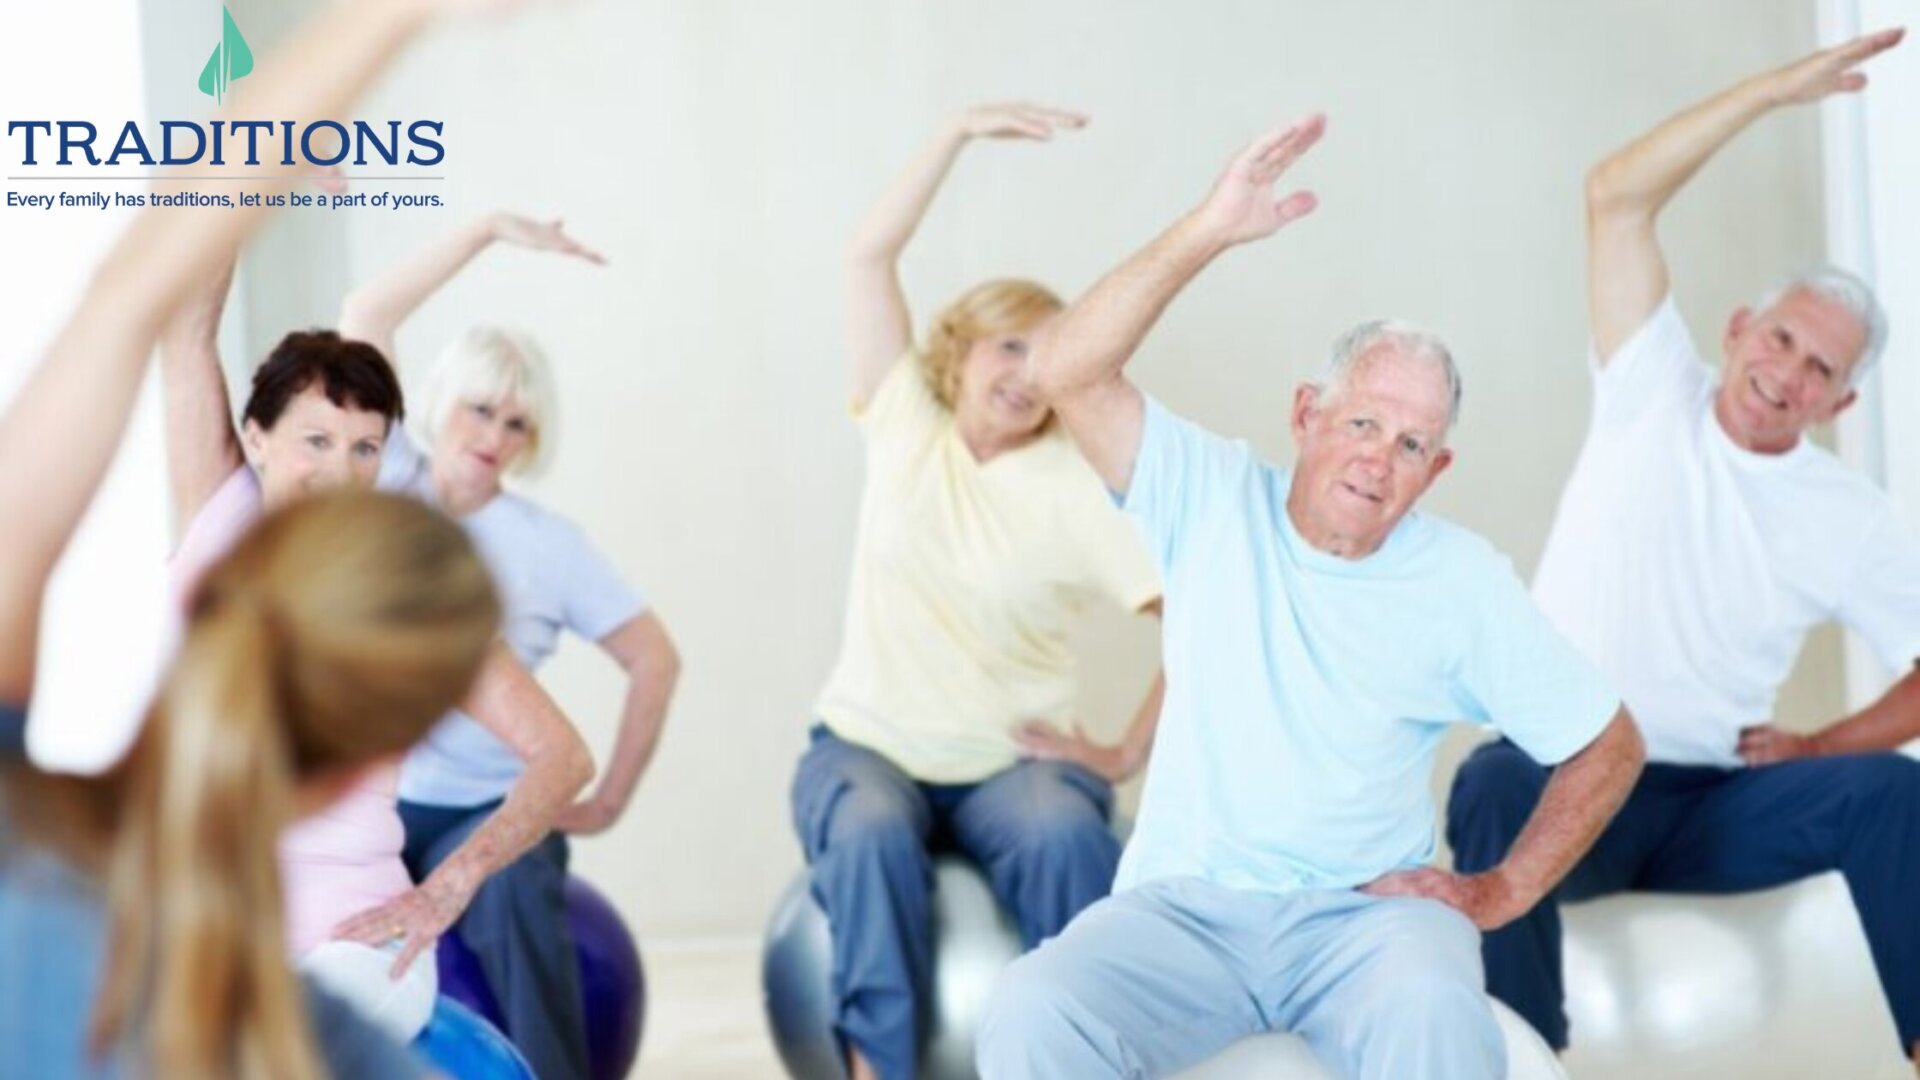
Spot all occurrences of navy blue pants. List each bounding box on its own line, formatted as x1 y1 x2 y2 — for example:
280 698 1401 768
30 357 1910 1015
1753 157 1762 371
790 726 1120 1080
399 800 588 1080
1448 739 1920 1054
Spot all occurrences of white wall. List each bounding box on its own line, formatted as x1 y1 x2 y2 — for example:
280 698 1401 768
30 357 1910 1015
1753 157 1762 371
217 0 1840 941
1 0 166 773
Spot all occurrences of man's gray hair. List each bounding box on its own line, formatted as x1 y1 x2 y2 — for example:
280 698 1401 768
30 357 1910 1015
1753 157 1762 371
1753 265 1888 386
1319 319 1463 431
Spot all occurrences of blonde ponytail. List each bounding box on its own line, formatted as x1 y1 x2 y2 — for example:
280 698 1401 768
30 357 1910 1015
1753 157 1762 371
46 490 501 1079
93 600 321 1079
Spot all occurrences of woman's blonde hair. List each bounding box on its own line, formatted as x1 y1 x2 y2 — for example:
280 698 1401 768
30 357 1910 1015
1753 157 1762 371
17 492 500 1080
416 326 558 475
918 279 1062 409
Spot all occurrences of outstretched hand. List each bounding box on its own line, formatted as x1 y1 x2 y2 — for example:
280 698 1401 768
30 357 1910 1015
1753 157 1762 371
1190 114 1324 249
491 214 608 265
1762 27 1905 106
957 101 1088 142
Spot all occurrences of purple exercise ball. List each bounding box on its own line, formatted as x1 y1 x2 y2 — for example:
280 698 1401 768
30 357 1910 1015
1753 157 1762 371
438 876 646 1080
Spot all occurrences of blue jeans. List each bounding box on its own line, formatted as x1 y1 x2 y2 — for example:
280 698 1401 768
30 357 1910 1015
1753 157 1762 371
977 878 1503 1079
1448 739 1920 1053
790 725 1119 1080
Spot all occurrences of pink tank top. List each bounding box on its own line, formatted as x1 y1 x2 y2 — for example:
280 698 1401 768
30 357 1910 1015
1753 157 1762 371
172 467 417 955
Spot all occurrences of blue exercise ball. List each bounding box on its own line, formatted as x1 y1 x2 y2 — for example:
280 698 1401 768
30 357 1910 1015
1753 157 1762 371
438 876 646 1080
762 854 1023 1080
412 997 534 1079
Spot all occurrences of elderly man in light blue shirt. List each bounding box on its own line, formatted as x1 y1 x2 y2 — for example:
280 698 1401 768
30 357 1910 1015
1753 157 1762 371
975 116 1646 1080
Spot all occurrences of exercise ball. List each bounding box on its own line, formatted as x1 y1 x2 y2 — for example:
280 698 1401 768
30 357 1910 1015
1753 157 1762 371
763 854 1023 1080
438 876 647 1080
1171 999 1566 1079
412 996 534 1079
1560 873 1905 1080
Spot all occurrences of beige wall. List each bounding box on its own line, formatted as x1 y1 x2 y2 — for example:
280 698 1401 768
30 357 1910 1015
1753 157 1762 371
298 0 1838 940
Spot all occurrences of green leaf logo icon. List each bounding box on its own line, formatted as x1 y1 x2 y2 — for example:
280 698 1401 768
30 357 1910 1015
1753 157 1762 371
197 7 254 103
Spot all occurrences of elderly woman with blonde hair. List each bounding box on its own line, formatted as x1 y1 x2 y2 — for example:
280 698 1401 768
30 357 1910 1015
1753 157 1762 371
798 102 1166 1080
335 218 681 1080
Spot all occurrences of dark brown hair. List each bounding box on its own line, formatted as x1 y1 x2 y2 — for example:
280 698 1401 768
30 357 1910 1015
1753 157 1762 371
242 330 405 432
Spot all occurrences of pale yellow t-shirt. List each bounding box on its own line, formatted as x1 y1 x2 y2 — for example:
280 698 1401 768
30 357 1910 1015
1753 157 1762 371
815 357 1161 784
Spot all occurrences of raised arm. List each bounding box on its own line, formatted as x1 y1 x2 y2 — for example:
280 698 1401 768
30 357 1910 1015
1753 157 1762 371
0 0 489 704
333 644 593 973
1032 116 1324 493
159 260 246 539
845 102 1086 409
1366 709 1645 929
337 212 606 358
554 612 682 836
1586 28 1904 360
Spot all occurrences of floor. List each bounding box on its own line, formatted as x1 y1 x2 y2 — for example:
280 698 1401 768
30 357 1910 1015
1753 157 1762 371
635 942 785 1079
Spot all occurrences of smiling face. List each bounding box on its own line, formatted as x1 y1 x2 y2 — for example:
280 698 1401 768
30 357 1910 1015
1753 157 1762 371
1287 342 1455 558
1715 287 1866 453
952 320 1053 440
434 395 534 495
244 386 390 507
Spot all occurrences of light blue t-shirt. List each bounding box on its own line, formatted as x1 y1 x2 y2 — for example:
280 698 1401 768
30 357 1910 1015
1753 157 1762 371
379 431 646 808
1113 398 1619 896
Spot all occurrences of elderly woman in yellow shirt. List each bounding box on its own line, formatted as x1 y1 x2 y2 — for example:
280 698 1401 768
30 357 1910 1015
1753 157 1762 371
794 102 1165 1080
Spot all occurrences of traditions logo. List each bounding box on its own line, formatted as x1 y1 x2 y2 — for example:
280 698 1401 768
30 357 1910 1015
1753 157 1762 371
198 7 254 103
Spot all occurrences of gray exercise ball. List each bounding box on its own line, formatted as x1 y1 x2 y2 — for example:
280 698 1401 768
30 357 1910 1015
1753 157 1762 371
762 854 1022 1080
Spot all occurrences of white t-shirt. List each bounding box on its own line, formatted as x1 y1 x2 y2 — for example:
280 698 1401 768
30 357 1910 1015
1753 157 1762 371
380 430 647 807
1532 296 1920 767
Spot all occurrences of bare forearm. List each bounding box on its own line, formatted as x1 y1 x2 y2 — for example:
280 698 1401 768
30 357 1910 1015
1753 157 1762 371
431 656 593 895
338 214 497 354
591 664 676 809
1036 215 1223 400
1116 670 1167 778
1815 667 1920 754
1588 74 1777 220
848 122 968 266
159 277 244 538
1488 710 1644 915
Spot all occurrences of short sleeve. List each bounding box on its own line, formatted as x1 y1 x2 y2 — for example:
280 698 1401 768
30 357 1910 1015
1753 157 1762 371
1121 395 1256 576
548 517 648 642
853 354 945 445
377 422 430 493
1833 508 1920 677
170 466 263 603
1589 295 1713 429
1454 550 1622 765
303 983 430 1080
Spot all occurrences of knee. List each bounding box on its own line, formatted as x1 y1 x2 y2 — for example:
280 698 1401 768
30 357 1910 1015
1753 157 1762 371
823 794 925 869
1850 754 1920 813
977 950 1085 1062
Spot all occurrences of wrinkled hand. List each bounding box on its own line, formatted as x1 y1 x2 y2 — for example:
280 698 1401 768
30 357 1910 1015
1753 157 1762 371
1737 724 1823 766
1015 720 1136 783
554 793 624 836
490 214 608 265
1762 27 1905 107
332 877 474 977
1359 867 1522 931
956 102 1088 142
1189 114 1324 249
